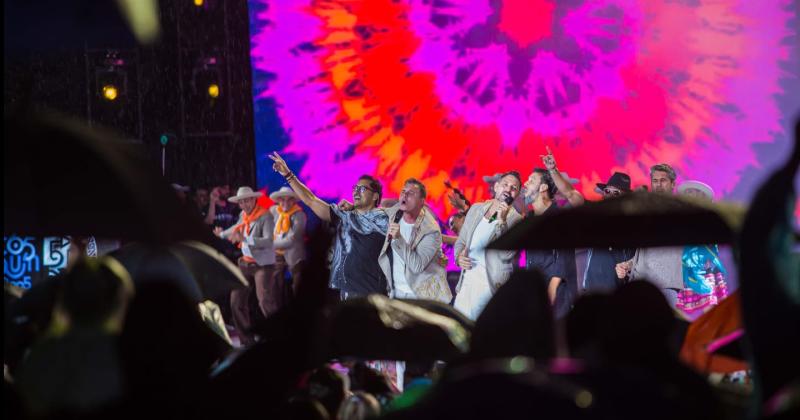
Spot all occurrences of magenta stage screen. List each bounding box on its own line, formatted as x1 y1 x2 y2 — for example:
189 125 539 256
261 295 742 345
248 0 800 216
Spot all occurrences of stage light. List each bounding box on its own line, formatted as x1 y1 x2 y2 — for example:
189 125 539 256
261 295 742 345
194 0 204 6
102 85 119 101
207 83 220 98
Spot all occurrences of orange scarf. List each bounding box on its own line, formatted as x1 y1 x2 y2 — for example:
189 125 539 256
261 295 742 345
274 204 302 237
234 205 268 237
234 206 268 262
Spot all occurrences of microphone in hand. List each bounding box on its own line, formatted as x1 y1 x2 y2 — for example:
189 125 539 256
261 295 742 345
388 210 404 243
489 194 514 223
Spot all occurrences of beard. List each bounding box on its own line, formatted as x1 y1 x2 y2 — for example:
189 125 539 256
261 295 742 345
523 191 537 206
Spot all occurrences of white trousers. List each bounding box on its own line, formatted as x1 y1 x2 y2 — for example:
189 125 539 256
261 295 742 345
453 267 493 321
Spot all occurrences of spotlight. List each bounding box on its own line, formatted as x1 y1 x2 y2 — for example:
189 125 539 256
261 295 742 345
102 85 119 101
207 83 220 98
194 0 204 6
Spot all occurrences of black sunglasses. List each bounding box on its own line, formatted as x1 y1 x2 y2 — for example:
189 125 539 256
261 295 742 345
603 188 622 196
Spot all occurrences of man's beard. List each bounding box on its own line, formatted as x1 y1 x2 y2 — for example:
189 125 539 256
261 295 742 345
524 192 536 206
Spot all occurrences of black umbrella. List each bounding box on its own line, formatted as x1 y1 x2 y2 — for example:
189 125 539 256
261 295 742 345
707 329 745 360
489 192 744 250
329 295 471 362
111 241 248 302
4 112 215 245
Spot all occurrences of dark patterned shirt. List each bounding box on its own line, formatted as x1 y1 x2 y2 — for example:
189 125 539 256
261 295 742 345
328 205 389 299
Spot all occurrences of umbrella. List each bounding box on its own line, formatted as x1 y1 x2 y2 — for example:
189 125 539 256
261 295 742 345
329 295 471 362
4 111 215 245
4 0 158 56
111 241 248 302
398 298 474 332
679 291 748 374
707 329 745 360
489 192 745 250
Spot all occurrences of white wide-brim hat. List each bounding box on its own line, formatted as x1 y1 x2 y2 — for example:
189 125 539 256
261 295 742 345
228 186 263 203
269 186 298 201
171 183 191 192
677 180 714 199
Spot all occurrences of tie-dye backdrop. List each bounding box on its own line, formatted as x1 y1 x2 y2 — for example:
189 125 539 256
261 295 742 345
248 0 800 216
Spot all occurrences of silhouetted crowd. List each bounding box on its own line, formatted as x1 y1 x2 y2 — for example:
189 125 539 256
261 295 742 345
4 129 799 420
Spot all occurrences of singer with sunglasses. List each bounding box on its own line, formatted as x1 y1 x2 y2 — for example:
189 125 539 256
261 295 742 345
453 171 524 320
269 152 389 300
581 172 636 294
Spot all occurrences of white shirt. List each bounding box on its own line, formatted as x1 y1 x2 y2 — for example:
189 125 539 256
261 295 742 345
392 219 416 297
468 217 497 270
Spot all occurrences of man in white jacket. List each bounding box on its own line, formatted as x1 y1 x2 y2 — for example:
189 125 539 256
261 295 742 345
378 178 451 303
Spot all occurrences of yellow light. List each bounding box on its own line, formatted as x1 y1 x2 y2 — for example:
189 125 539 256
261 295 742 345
575 390 593 409
102 85 118 101
207 84 220 98
194 0 204 6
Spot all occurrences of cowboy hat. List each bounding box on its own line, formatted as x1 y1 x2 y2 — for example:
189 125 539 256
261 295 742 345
269 186 298 201
677 180 714 200
596 172 632 192
228 186 263 203
171 183 190 192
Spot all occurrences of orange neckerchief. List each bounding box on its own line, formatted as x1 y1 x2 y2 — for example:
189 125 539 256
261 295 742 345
234 205 268 237
274 204 302 237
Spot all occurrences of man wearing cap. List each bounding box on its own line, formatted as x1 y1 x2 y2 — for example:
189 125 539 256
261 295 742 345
378 178 452 303
269 187 307 297
582 172 636 294
215 186 277 345
269 152 389 300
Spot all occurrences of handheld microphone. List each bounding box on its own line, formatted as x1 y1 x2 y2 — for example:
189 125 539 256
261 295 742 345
489 194 514 223
389 209 404 243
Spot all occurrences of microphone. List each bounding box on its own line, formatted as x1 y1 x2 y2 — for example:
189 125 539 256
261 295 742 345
489 194 514 223
389 209 404 243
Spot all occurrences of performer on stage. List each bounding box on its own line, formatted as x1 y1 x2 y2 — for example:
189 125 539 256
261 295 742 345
453 171 524 320
269 152 389 300
378 178 452 303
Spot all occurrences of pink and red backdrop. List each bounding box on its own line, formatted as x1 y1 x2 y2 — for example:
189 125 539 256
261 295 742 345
248 0 800 220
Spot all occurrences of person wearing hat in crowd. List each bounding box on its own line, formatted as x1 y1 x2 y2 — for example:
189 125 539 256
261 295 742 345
269 187 307 298
171 183 191 203
678 180 714 201
214 186 277 345
582 172 636 294
674 180 729 316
